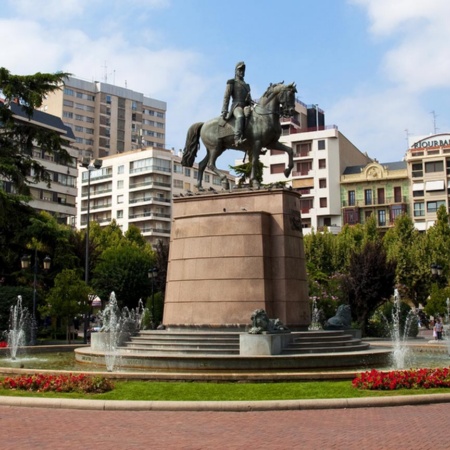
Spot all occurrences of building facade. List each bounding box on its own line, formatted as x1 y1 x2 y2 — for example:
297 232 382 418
77 148 235 247
405 133 450 231
340 161 409 230
259 101 372 234
40 76 166 160
1 104 78 222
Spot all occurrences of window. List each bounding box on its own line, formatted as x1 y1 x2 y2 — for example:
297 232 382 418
173 163 183 173
295 142 311 156
300 198 313 213
348 190 355 206
117 195 123 204
297 161 312 175
394 186 402 202
412 163 423 178
319 178 327 189
319 197 327 208
364 189 372 205
117 210 123 219
118 165 124 174
318 140 326 150
378 210 386 227
425 161 444 173
204 174 210 183
117 180 124 189
271 163 285 174
318 159 326 169
173 179 183 188
184 182 191 190
270 149 285 155
344 209 359 225
427 200 446 213
414 202 425 217
184 168 191 177
390 205 405 222
64 88 74 96
377 188 385 204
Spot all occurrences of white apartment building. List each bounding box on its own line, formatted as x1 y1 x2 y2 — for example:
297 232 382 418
259 101 371 234
77 148 235 247
41 76 166 160
2 103 78 222
406 133 450 231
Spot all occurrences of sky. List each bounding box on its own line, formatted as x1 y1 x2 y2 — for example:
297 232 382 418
2 0 450 170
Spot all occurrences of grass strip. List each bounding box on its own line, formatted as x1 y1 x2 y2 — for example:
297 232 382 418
1 380 450 401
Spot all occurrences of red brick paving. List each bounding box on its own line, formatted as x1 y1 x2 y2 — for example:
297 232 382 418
0 404 447 449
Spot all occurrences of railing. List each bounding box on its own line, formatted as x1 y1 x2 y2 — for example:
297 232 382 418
129 212 171 219
342 196 407 207
129 196 171 204
129 180 171 189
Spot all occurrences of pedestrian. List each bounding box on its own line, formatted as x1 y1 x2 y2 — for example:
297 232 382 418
434 318 443 340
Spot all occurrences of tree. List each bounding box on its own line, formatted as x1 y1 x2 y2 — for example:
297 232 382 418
91 242 155 310
0 68 71 197
44 269 90 343
341 241 396 334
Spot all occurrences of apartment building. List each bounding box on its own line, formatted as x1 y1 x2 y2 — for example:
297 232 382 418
1 103 78 222
41 76 166 160
77 148 235 247
259 101 371 233
405 133 450 231
340 160 409 230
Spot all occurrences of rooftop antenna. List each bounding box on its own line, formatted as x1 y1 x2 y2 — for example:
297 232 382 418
102 61 108 83
431 110 439 134
404 129 411 149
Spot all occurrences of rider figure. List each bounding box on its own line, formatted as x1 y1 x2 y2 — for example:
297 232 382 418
221 61 252 147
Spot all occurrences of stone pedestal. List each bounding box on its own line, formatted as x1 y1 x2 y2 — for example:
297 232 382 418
163 188 310 329
239 333 292 355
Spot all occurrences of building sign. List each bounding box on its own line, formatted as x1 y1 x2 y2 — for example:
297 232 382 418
412 134 450 148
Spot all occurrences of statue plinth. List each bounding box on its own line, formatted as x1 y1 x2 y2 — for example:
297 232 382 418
163 188 310 330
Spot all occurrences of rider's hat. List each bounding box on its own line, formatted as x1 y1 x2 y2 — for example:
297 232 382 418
235 61 246 71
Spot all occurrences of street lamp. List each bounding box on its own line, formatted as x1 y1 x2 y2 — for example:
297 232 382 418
148 267 158 329
80 157 103 343
446 298 450 324
20 251 51 344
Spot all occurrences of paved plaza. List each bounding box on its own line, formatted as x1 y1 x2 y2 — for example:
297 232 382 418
0 402 448 449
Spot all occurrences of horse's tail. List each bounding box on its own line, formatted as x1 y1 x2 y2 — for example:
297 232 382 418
182 122 203 167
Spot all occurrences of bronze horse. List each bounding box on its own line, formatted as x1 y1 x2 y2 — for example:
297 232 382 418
182 82 297 189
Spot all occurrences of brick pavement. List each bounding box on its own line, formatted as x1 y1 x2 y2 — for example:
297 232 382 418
0 404 447 449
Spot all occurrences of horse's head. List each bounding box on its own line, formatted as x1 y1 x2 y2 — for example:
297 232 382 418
278 82 297 118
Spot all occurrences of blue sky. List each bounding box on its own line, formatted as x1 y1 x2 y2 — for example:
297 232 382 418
2 0 450 170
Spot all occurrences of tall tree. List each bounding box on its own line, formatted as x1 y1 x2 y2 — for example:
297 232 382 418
341 241 396 334
0 68 71 196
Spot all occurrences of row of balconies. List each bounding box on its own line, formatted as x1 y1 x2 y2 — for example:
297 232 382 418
342 196 407 207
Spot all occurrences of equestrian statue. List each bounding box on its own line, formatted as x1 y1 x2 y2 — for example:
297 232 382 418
182 61 297 189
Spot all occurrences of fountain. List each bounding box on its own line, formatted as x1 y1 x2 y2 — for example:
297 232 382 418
4 296 31 360
308 297 322 331
390 289 416 369
94 292 145 371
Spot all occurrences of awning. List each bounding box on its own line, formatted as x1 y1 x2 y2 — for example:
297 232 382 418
414 222 426 231
412 183 424 191
425 180 445 191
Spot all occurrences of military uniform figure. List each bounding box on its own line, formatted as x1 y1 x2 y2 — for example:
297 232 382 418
221 61 252 146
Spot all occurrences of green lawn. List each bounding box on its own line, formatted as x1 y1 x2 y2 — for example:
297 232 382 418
1 380 450 401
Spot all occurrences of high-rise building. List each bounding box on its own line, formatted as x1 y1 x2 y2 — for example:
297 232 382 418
405 133 450 231
41 76 166 160
77 148 235 248
259 100 372 234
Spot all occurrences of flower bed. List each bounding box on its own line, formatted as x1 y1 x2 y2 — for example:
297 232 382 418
353 368 450 390
1 373 114 393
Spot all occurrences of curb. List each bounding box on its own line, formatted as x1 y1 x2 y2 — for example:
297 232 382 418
1 393 450 411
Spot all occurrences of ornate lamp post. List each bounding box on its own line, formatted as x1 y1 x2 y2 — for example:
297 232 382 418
148 267 158 329
80 157 103 343
20 251 51 344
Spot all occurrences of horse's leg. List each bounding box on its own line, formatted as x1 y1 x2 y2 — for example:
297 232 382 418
196 154 208 190
207 143 230 189
270 141 294 177
250 141 262 189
